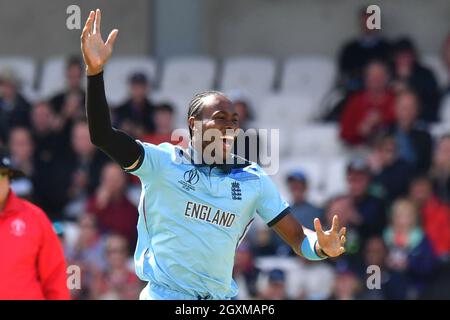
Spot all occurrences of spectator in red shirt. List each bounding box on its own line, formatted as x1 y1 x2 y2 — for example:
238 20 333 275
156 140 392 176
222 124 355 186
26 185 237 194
0 149 70 300
86 162 138 249
340 60 396 146
408 176 450 260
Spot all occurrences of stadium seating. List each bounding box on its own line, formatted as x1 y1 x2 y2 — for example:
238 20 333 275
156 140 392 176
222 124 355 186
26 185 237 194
323 155 349 198
423 54 448 89
290 124 344 158
159 56 216 94
257 93 316 129
439 93 450 123
39 56 67 99
219 56 276 97
280 56 336 111
103 56 157 106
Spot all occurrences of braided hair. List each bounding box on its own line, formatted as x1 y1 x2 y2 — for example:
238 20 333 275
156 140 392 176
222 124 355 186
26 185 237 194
187 90 226 137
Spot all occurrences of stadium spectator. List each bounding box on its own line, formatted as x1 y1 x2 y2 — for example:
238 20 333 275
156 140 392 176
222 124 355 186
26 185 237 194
390 38 441 122
345 158 386 240
339 61 396 146
50 56 85 114
90 234 143 300
31 101 73 220
8 127 35 199
388 90 432 173
383 198 436 299
408 176 450 260
65 121 108 219
323 195 362 260
356 236 409 299
250 222 279 257
367 133 414 204
232 241 260 299
142 103 179 145
430 134 450 204
337 7 391 92
113 72 156 138
64 214 107 299
86 162 138 248
285 170 323 230
0 68 31 143
49 56 85 123
0 150 70 299
257 268 288 300
328 263 362 300
228 91 259 163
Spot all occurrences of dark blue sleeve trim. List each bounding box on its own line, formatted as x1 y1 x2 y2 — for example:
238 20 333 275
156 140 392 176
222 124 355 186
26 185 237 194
267 206 291 227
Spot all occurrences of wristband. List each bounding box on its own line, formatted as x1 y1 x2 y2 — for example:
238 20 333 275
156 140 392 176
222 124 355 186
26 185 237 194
300 233 327 261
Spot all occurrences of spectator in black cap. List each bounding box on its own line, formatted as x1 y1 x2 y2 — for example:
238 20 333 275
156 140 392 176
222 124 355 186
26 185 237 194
391 37 441 122
346 157 386 240
113 72 156 138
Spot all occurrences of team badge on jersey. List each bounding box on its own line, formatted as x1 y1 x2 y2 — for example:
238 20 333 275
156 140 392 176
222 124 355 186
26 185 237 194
10 218 26 237
231 181 242 200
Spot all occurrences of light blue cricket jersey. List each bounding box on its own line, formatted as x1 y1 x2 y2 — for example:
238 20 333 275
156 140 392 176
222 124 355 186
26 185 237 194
128 141 289 299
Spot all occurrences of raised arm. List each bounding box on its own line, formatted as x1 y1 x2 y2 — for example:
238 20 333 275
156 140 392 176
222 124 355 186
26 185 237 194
272 212 346 260
81 9 142 170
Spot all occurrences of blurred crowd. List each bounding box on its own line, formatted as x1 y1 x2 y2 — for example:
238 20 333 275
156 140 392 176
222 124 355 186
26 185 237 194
1 8 450 300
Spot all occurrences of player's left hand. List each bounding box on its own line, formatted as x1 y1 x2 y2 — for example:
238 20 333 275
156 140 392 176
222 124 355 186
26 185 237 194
314 215 346 258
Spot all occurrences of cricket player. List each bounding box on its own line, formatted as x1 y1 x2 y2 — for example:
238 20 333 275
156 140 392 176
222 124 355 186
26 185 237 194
81 9 346 300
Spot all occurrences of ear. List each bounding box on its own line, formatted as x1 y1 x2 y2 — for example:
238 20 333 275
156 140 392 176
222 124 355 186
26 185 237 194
188 116 196 133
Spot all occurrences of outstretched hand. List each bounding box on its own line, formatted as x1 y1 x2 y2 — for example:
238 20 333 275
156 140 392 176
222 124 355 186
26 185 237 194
81 9 118 76
314 215 346 258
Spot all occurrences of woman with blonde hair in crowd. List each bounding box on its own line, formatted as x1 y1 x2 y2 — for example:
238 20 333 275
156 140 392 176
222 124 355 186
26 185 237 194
383 198 435 299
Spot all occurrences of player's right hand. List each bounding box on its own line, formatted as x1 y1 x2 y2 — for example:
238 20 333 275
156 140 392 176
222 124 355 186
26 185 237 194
81 9 118 76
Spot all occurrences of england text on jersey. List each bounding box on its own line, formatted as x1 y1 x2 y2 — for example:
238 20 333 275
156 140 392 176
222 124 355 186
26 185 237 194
184 201 236 227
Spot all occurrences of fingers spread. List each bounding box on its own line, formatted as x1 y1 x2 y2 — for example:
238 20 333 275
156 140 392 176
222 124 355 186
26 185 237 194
85 11 95 34
106 29 119 48
331 215 339 232
314 218 324 234
94 8 101 35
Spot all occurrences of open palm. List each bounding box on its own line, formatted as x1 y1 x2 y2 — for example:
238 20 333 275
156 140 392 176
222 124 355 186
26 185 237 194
314 215 346 258
81 9 118 75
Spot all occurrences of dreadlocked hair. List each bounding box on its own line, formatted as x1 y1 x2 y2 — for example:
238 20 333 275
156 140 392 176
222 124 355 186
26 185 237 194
187 90 226 137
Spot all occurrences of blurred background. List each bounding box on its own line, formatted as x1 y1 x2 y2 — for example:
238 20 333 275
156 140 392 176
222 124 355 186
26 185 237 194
1 0 450 299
